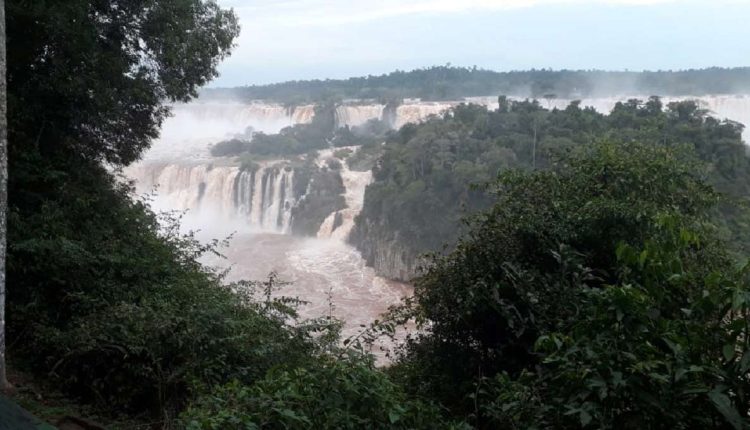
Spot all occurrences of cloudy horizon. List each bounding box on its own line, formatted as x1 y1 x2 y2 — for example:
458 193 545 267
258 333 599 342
211 0 750 87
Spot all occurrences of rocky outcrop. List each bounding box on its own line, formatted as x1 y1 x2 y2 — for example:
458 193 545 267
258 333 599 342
349 218 425 282
290 168 346 236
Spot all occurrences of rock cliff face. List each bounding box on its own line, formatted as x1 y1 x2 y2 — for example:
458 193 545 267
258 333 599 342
290 168 346 236
349 218 424 282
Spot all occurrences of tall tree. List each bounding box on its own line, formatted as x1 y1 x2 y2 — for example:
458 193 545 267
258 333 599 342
7 0 240 166
0 0 8 391
4 0 239 395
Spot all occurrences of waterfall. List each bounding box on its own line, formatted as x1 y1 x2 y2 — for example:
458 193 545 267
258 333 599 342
142 102 316 163
290 105 317 123
149 96 750 163
126 94 750 235
335 105 386 128
263 170 284 230
126 163 296 234
316 147 373 241
393 102 456 128
249 168 265 227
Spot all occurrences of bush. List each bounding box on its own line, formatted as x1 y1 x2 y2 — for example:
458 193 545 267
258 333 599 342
478 222 750 429
393 141 745 427
248 132 303 156
346 142 383 172
210 138 251 157
333 148 353 159
181 359 458 429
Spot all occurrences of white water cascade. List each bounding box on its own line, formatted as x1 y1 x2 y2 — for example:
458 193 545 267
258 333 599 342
127 163 296 234
127 94 750 236
335 105 386 128
316 147 373 241
144 102 315 162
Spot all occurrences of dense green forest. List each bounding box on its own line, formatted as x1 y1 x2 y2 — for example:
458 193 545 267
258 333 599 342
6 0 750 429
352 97 750 280
396 141 750 428
203 66 750 104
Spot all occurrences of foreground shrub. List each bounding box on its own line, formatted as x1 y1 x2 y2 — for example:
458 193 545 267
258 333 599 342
8 156 329 421
393 141 750 428
182 358 459 429
477 220 750 429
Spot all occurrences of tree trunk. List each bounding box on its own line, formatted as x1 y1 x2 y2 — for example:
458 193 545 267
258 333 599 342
0 0 9 391
532 118 537 169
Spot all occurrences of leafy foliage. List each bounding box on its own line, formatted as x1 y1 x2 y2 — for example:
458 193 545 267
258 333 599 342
392 142 750 428
3 0 341 425
210 138 252 157
7 0 239 166
478 226 750 429
7 155 329 420
181 359 458 430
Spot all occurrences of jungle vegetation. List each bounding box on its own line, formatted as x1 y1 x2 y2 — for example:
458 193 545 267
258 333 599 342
5 1 750 429
353 97 750 280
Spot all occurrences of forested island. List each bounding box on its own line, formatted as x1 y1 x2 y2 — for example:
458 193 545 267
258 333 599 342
4 1 750 429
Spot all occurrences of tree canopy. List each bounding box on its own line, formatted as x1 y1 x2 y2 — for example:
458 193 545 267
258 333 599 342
8 0 239 165
392 142 750 428
352 97 750 281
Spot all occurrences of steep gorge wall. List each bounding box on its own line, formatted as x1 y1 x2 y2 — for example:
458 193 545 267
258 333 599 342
348 218 425 282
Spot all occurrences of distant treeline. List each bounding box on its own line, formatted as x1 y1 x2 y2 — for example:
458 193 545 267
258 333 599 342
203 66 750 104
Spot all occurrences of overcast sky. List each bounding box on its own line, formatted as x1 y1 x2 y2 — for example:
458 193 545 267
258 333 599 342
210 0 750 87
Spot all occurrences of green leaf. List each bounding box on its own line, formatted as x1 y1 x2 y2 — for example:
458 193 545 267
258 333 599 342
732 290 744 311
740 350 750 372
638 250 648 267
580 410 592 427
708 390 743 430
388 410 401 423
723 344 735 361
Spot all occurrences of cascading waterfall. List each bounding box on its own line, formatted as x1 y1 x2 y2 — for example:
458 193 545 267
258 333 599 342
393 102 456 128
290 105 316 123
316 147 373 241
231 166 296 232
128 163 296 233
335 105 386 128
